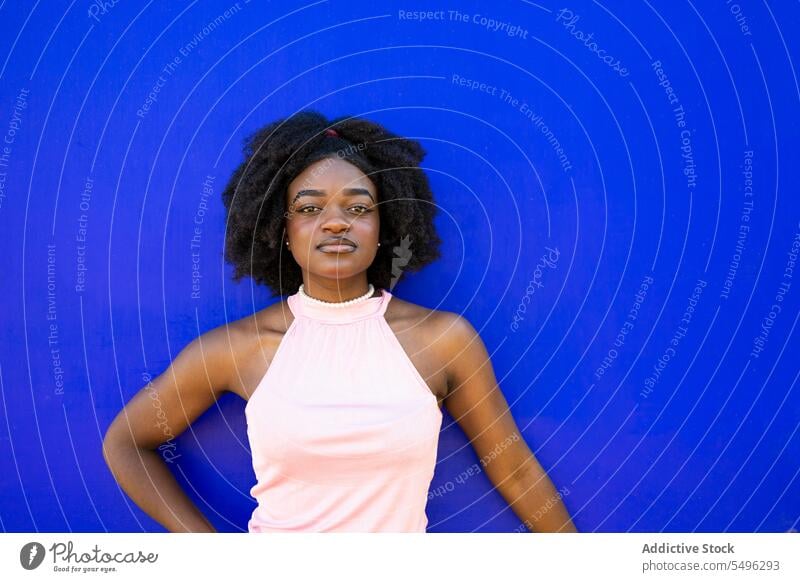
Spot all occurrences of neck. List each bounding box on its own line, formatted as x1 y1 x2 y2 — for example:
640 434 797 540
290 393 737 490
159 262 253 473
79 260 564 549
301 277 375 303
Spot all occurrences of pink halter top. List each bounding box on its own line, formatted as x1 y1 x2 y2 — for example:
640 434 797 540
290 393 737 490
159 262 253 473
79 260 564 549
244 287 443 532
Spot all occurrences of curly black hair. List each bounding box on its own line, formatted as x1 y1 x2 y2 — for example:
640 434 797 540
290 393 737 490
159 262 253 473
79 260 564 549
221 110 443 297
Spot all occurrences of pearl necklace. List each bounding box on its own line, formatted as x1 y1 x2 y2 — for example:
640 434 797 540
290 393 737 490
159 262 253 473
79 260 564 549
298 283 376 308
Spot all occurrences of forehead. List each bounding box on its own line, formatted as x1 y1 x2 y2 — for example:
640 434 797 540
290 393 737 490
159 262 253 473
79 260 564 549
287 157 376 194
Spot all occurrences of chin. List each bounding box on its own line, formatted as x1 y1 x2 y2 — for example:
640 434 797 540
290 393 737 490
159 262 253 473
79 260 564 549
308 264 368 279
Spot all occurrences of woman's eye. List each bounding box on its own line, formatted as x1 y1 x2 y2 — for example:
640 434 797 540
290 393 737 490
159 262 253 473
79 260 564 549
294 204 372 215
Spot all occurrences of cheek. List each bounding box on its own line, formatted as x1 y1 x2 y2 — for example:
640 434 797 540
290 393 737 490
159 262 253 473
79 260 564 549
285 216 313 238
354 212 380 235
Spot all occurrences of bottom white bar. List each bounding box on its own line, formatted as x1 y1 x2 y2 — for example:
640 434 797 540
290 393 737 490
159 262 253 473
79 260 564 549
1 533 798 581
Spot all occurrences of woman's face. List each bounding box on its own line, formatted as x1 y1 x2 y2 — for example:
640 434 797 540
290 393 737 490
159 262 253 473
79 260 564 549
285 156 380 284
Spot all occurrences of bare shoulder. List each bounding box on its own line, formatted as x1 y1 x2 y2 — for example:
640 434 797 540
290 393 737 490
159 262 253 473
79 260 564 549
217 297 294 340
192 298 294 400
242 297 295 335
385 293 478 355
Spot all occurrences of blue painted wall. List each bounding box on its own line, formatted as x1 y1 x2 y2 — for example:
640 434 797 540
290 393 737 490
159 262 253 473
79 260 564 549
0 0 798 532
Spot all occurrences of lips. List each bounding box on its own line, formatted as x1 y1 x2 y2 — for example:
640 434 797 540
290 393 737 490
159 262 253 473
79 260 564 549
318 244 356 254
317 238 356 253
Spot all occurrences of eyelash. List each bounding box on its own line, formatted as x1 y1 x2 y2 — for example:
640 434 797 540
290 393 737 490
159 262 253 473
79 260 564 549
295 205 372 215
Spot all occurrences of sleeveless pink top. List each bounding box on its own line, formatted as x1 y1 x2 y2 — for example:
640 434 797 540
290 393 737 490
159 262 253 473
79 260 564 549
244 287 443 532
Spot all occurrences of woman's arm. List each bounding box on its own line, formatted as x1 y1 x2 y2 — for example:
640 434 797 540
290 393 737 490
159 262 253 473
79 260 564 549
102 325 239 532
435 313 578 533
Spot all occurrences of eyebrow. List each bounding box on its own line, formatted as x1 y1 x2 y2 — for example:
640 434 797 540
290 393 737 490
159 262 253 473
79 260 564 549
290 188 375 206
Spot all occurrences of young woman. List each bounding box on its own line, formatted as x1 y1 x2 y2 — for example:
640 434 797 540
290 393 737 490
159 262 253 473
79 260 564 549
102 111 577 533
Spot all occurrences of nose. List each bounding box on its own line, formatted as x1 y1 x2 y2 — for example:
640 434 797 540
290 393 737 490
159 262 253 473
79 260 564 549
318 203 352 233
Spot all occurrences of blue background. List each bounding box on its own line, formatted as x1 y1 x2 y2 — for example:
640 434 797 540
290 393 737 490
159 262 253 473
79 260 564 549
0 0 798 532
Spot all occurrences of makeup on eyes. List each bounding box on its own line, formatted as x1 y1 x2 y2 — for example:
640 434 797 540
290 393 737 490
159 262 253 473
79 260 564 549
295 203 373 215
290 187 375 207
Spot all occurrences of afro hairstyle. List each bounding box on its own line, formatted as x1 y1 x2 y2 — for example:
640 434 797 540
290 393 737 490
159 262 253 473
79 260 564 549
221 110 442 297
